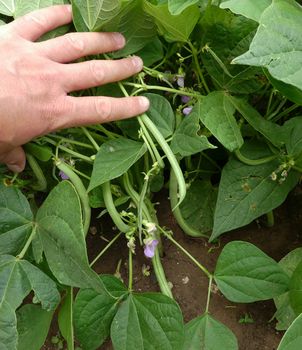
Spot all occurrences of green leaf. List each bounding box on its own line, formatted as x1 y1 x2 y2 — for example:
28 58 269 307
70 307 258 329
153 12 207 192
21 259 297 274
171 108 216 157
214 241 290 303
283 117 302 159
14 0 67 17
233 0 302 91
58 288 74 350
0 0 16 16
211 157 300 239
168 0 198 15
179 180 217 234
111 293 184 350
277 313 302 350
110 0 157 57
74 275 128 350
289 260 302 315
0 184 33 255
72 0 121 31
24 143 53 162
0 255 60 349
144 1 200 42
136 37 164 67
144 93 175 139
220 0 271 22
17 304 53 350
198 92 243 152
274 248 302 330
88 138 147 192
36 182 106 293
184 313 238 350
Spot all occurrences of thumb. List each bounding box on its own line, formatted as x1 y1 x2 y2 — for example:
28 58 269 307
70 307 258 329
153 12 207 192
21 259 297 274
0 146 26 173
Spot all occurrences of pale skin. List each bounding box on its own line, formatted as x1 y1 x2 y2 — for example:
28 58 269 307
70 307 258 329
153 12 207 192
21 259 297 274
0 5 150 173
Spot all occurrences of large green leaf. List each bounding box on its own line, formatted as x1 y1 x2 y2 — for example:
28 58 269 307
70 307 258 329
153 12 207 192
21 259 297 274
72 0 121 31
277 313 302 350
36 181 105 293
74 275 128 350
0 0 16 16
170 107 216 157
220 0 271 22
184 313 238 350
214 241 290 303
179 180 217 234
211 157 300 239
14 0 67 17
168 0 199 15
289 260 302 315
144 1 200 42
274 248 302 330
136 37 164 67
198 92 243 152
0 184 33 255
0 255 60 349
88 138 147 192
111 293 184 350
283 117 302 159
58 288 74 350
17 304 54 350
144 93 175 139
233 0 302 92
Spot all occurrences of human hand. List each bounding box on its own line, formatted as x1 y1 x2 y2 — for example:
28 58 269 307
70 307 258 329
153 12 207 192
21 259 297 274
0 5 149 173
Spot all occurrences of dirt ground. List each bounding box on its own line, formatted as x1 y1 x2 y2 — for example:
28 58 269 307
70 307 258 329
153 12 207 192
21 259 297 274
44 186 302 350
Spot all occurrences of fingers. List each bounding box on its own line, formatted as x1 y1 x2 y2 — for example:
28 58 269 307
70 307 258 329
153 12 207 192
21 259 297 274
55 96 150 129
0 147 26 173
9 5 72 41
62 57 143 92
37 32 125 63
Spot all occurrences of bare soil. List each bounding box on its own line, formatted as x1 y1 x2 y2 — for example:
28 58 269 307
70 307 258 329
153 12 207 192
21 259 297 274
44 186 302 350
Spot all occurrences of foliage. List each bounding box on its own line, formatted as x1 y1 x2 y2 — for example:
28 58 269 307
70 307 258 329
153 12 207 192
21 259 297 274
0 0 302 349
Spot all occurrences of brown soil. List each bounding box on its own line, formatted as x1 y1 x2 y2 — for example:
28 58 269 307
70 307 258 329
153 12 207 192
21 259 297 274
44 187 302 350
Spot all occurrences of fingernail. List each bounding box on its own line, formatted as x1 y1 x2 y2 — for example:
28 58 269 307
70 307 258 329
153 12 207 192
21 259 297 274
8 164 23 173
113 33 126 48
132 56 143 70
139 96 150 110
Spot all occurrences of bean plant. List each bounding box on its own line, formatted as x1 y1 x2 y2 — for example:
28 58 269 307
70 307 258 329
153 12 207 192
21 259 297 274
1 0 302 349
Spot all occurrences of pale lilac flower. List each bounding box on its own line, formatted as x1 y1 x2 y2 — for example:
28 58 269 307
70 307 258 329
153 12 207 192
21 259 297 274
144 239 159 258
183 106 193 116
181 95 191 104
59 170 69 180
177 76 185 87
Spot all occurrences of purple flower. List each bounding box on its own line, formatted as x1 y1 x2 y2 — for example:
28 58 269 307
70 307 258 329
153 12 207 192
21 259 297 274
181 95 191 104
177 76 185 88
59 170 69 180
144 239 159 258
183 106 193 116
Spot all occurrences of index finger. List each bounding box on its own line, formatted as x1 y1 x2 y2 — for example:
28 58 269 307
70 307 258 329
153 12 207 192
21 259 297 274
8 5 72 41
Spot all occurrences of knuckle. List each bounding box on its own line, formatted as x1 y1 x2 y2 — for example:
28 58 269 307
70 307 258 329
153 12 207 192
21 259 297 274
24 13 49 31
89 60 105 85
65 33 85 53
94 98 112 121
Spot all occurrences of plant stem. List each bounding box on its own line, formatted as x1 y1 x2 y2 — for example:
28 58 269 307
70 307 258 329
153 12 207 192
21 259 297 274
55 160 91 236
128 249 133 291
205 275 213 313
169 170 208 238
159 227 212 279
17 225 36 259
266 211 274 227
26 153 47 191
47 135 94 149
140 114 187 208
90 232 123 267
81 127 100 151
102 181 130 233
235 149 278 165
123 82 203 99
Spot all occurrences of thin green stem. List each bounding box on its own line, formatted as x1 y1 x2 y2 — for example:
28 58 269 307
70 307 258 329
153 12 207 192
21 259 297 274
26 153 47 191
274 103 300 122
266 211 274 227
160 227 212 279
47 135 94 149
235 149 278 166
293 165 302 173
81 127 100 151
265 89 275 117
102 181 130 233
88 125 119 139
55 160 91 236
90 232 123 267
205 275 213 313
17 225 36 259
128 249 133 291
169 170 208 238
